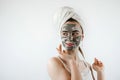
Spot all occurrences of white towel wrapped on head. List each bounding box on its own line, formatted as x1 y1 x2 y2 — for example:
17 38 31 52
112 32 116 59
53 6 86 62
53 6 84 35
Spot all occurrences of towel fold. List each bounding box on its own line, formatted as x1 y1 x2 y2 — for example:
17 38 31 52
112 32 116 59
53 6 83 34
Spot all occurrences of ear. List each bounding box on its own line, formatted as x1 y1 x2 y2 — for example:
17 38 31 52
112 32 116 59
81 34 84 41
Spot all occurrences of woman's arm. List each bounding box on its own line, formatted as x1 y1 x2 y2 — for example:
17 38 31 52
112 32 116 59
92 58 105 80
97 70 104 80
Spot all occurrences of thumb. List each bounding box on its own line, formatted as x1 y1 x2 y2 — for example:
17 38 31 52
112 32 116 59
94 58 98 65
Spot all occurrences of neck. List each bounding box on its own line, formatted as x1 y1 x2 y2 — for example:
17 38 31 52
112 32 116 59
66 48 78 54
65 48 79 60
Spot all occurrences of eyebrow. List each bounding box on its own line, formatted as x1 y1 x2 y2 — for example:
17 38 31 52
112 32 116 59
62 31 68 32
72 30 80 32
62 30 80 32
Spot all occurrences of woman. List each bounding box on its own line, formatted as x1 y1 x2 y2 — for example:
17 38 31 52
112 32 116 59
47 6 104 80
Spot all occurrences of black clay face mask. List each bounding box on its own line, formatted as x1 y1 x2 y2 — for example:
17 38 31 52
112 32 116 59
60 23 82 50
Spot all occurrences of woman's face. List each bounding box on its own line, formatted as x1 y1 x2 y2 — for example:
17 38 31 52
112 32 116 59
60 21 83 50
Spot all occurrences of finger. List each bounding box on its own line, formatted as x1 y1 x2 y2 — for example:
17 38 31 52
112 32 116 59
56 47 61 53
59 44 62 52
56 48 59 51
56 44 61 51
96 58 100 64
56 48 61 54
56 44 62 54
98 61 103 66
94 58 98 65
99 61 102 64
57 44 62 52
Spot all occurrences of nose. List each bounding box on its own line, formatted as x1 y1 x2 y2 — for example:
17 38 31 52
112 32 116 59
68 33 73 41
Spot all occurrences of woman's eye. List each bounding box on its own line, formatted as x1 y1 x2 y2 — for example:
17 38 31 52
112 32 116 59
72 32 79 36
75 32 79 35
63 32 68 36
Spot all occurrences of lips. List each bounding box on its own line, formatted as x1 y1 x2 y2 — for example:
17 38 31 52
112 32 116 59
66 43 74 46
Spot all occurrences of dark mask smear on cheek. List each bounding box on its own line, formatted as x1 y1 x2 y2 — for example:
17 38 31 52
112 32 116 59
74 36 81 47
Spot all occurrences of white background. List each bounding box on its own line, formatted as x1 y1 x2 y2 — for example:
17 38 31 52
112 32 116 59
0 0 120 80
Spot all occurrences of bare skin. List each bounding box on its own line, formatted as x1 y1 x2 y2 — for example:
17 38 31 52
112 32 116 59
47 44 82 80
92 58 105 80
47 45 104 80
47 21 104 80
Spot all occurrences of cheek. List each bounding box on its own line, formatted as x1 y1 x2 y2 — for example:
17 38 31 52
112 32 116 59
61 37 67 42
73 37 81 43
76 37 81 42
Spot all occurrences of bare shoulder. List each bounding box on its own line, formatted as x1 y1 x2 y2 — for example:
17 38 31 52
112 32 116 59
47 57 70 80
47 57 63 69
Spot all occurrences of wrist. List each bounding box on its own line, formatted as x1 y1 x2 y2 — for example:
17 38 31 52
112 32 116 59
97 70 104 74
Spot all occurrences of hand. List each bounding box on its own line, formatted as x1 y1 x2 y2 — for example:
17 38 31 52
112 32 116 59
56 44 85 74
56 44 76 65
56 44 74 59
92 58 104 72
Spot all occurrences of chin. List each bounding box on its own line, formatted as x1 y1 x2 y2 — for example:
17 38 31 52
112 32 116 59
65 46 75 50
